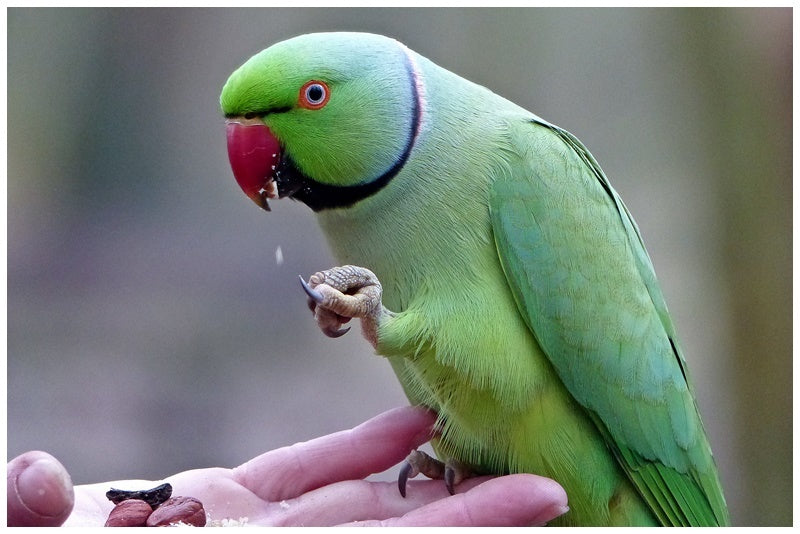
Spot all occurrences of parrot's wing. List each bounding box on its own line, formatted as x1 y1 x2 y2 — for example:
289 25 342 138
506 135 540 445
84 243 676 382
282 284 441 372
489 118 728 526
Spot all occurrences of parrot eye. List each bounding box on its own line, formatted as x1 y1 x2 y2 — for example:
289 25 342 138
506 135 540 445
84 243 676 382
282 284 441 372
299 80 330 110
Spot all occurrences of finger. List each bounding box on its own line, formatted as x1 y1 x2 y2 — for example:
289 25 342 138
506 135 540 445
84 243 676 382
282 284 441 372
263 475 494 526
7 451 75 527
232 406 436 502
347 474 569 527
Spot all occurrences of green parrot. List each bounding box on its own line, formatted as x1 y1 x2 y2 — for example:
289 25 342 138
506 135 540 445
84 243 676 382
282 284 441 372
220 32 728 526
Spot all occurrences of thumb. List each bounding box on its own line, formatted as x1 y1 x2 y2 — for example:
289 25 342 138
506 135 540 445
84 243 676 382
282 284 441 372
7 451 74 526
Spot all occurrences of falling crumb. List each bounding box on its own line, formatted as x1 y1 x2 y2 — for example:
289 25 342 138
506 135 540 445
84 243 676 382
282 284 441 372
279 500 290 510
207 516 250 527
275 246 284 266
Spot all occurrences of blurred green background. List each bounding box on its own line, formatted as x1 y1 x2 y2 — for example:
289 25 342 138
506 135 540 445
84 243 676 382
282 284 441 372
7 7 791 526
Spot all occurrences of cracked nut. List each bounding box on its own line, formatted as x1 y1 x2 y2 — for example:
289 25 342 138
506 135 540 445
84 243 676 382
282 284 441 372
146 496 207 527
104 499 153 527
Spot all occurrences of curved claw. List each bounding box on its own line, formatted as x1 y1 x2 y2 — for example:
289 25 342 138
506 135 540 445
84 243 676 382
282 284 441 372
444 465 456 496
322 325 351 338
398 460 416 498
299 275 324 304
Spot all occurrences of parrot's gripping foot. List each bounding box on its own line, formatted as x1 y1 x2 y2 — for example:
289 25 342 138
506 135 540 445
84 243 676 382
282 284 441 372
300 265 388 346
398 450 471 497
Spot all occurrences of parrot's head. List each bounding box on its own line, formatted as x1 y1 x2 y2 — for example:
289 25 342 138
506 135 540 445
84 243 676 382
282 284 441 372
221 32 421 212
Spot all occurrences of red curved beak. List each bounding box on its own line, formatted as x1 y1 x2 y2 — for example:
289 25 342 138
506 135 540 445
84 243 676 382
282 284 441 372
225 117 282 210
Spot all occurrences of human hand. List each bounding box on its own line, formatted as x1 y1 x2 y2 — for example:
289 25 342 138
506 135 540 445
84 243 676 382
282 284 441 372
8 406 568 526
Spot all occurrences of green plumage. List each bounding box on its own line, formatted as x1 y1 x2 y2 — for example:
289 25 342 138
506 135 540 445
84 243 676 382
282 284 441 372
220 32 728 526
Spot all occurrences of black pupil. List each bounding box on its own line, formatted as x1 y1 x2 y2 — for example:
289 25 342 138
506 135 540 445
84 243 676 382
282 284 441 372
307 85 324 103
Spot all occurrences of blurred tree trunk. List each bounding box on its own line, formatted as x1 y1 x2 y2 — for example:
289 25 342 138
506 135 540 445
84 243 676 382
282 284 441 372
680 8 792 526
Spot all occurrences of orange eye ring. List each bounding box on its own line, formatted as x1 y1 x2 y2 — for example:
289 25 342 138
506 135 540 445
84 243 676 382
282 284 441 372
299 80 330 110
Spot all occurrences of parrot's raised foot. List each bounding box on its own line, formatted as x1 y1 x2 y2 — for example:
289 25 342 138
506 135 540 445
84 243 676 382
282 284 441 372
300 265 387 346
398 449 471 497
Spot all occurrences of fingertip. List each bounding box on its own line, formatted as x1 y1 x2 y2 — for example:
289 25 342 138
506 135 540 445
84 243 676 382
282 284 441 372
375 404 437 425
463 474 569 526
512 474 569 525
8 451 75 526
362 405 437 446
525 473 569 509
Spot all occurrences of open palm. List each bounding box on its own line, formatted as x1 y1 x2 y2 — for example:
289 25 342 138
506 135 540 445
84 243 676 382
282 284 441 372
9 407 568 527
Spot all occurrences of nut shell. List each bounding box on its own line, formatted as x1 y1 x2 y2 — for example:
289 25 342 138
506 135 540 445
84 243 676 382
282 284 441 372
104 499 153 527
146 496 206 527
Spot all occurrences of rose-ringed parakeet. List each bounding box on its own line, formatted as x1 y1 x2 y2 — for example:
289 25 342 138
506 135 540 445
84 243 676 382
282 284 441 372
220 32 728 526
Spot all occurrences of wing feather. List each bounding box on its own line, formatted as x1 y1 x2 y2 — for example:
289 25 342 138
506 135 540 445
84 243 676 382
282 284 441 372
489 118 728 526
